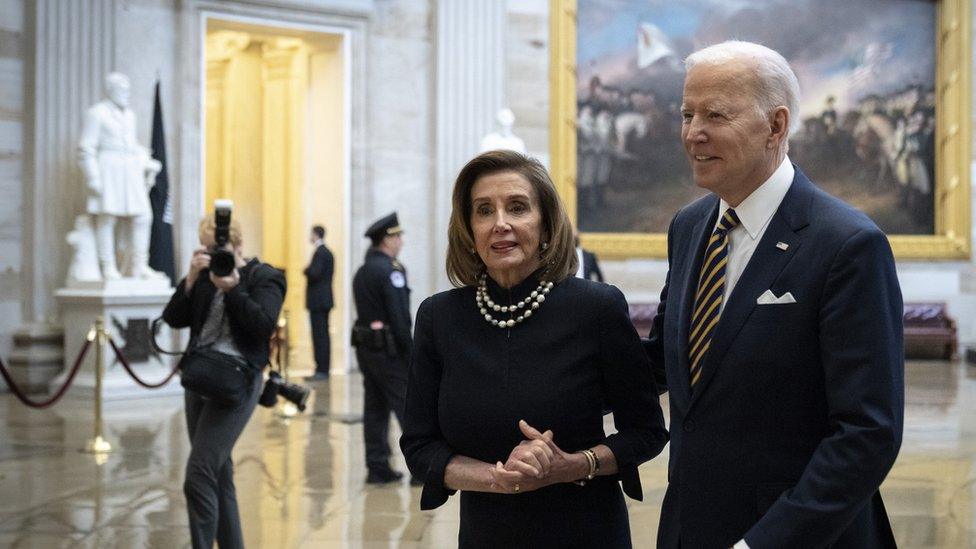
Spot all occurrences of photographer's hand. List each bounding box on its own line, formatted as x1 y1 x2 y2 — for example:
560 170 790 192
210 268 240 293
185 248 210 295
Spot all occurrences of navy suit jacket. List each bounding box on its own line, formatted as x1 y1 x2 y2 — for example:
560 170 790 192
646 168 904 548
304 244 334 312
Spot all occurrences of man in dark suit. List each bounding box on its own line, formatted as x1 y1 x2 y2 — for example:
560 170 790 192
304 225 334 382
645 41 903 548
574 233 604 282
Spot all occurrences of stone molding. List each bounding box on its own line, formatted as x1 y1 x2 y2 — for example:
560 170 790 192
433 0 506 290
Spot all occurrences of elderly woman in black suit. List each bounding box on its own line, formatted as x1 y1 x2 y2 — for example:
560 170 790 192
400 150 667 548
163 215 285 549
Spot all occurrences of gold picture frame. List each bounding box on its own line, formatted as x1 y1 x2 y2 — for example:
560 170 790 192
550 0 972 260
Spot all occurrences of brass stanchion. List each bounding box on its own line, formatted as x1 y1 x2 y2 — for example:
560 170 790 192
83 316 113 459
276 310 298 419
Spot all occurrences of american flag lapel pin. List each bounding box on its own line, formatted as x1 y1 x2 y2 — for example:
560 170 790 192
776 242 789 251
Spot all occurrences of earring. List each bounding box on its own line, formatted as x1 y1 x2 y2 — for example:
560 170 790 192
541 242 549 250
469 247 476 254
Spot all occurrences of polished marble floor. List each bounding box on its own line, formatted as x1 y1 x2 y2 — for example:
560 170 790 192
1 359 975 548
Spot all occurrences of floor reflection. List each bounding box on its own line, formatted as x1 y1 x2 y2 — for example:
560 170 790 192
0 360 974 547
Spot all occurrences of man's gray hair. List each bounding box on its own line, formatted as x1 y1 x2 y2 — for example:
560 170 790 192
685 41 801 133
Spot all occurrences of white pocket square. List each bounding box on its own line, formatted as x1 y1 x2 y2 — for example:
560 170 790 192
757 290 796 305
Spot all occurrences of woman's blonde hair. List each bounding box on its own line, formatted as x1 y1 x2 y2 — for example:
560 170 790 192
198 214 243 247
446 150 578 287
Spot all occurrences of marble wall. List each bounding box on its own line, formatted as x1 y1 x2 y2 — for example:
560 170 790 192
0 0 24 360
366 0 436 299
505 0 549 163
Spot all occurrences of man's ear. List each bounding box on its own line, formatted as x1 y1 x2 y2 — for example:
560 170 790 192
768 106 790 148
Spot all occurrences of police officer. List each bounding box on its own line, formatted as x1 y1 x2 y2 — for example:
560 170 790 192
352 212 413 484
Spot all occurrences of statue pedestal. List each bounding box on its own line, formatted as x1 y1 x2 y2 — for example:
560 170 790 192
5 323 64 393
52 280 184 401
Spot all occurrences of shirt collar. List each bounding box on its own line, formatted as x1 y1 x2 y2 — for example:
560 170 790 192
718 156 794 240
313 239 324 248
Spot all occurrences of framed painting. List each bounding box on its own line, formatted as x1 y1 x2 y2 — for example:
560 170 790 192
550 0 971 259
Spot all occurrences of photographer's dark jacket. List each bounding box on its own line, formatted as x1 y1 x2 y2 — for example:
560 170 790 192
163 258 287 370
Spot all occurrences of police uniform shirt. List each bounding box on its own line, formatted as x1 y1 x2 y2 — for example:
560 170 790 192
352 249 412 354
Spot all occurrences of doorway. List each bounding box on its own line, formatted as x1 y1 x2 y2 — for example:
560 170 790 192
203 18 349 375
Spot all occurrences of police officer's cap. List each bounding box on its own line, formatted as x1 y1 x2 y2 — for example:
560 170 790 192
364 212 403 240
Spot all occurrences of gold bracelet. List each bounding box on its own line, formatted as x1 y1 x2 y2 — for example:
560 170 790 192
580 449 597 480
573 449 600 486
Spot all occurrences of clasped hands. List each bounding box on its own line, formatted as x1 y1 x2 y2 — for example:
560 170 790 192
490 419 586 495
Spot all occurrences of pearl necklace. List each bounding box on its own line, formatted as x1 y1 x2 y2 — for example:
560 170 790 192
476 275 553 329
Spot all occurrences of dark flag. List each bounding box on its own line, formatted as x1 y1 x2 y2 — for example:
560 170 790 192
149 80 176 285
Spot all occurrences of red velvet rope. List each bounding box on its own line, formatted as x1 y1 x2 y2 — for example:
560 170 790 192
107 336 181 389
0 338 93 409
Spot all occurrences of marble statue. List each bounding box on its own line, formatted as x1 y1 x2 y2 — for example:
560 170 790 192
66 215 101 283
78 72 165 281
480 108 526 153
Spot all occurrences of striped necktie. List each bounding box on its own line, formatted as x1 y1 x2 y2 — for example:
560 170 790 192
689 208 740 387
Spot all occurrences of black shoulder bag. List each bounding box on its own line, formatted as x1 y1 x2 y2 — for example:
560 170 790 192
179 345 257 407
170 278 260 407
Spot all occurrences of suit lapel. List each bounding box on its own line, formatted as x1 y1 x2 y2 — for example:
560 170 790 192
688 170 813 407
672 199 719 408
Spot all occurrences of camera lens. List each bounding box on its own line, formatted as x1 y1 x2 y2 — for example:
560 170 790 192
279 381 311 412
210 249 236 277
258 371 311 412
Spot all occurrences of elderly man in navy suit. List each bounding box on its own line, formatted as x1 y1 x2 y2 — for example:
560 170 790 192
645 41 904 548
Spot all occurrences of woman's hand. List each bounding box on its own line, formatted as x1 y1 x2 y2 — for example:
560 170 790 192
503 422 554 479
525 421 590 484
184 247 211 294
500 420 590 490
489 460 548 494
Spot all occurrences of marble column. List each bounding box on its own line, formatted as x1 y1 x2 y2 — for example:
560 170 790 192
433 0 506 290
204 30 252 209
26 0 115 324
12 0 116 390
262 37 310 326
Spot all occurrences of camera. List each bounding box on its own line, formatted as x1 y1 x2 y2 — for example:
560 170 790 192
210 199 236 277
259 370 311 412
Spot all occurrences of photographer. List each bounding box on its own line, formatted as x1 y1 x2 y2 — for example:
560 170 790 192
162 210 285 549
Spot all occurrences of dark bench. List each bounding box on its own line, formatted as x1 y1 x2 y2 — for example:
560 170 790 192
629 302 659 337
628 301 957 361
904 302 957 360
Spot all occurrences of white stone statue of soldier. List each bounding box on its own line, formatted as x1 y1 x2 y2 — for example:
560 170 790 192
77 72 165 281
480 108 527 153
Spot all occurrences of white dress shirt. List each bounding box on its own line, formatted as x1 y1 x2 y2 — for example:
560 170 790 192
714 156 794 314
575 247 585 279
714 158 793 549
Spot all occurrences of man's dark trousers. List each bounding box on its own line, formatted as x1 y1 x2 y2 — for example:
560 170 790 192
310 309 331 376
